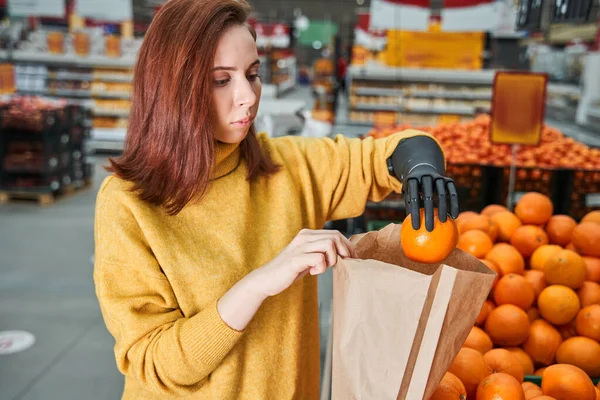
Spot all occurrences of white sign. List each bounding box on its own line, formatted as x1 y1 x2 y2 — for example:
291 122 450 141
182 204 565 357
370 0 430 31
441 0 503 32
585 193 600 207
0 331 36 355
9 0 65 18
76 0 133 22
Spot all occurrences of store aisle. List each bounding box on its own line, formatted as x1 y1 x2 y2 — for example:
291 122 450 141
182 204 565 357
0 159 124 400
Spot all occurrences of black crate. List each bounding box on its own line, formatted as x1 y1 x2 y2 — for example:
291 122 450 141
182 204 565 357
364 192 406 225
561 169 600 221
446 163 494 213
491 166 566 211
1 173 63 192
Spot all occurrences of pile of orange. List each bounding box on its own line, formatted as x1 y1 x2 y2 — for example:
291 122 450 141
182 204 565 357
366 115 600 170
431 193 600 399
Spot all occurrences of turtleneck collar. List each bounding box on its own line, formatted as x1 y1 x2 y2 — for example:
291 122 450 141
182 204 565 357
212 140 241 179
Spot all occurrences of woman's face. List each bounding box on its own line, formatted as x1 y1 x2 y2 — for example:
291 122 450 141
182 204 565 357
212 25 262 144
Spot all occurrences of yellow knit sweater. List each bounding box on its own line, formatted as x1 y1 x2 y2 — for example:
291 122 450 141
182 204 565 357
94 130 427 399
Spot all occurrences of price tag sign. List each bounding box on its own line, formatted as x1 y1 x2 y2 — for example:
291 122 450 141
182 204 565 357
9 0 65 17
76 0 133 22
490 71 548 146
585 193 600 208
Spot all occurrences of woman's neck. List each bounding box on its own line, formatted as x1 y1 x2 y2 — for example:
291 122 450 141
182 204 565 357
212 141 241 179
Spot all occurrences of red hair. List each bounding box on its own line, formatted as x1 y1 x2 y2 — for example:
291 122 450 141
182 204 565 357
108 0 279 215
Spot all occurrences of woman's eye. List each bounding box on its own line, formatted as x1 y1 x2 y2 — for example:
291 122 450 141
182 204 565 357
248 74 260 82
214 79 229 87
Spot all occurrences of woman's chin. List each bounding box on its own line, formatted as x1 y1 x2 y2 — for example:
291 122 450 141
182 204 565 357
215 127 251 144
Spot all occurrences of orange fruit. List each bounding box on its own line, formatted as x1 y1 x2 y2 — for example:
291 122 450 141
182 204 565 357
475 372 525 400
486 243 525 275
458 230 493 258
530 396 557 400
485 304 531 346
488 219 500 243
556 337 600 377
571 222 600 258
522 319 563 366
508 347 535 375
579 281 600 308
584 257 600 283
522 382 541 393
448 347 489 399
582 211 600 225
534 367 547 376
524 270 547 299
557 319 578 340
538 285 581 325
525 389 544 399
482 204 509 217
596 387 600 400
511 225 550 258
494 273 535 310
542 364 596 400
575 305 600 341
515 192 554 225
401 209 458 264
566 242 578 252
545 215 577 246
543 250 587 290
457 211 479 225
491 211 523 242
480 259 501 290
464 326 494 354
530 245 563 271
527 306 541 323
476 299 496 326
484 348 525 382
458 214 491 235
430 371 467 400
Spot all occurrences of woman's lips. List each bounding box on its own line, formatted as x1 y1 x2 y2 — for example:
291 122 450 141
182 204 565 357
231 116 254 127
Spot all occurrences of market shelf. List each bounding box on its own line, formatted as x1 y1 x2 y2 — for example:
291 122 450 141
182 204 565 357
92 73 134 83
93 109 130 117
349 64 496 85
47 71 94 81
17 88 91 98
91 91 131 100
354 87 406 96
11 51 136 69
354 87 492 100
91 128 127 142
353 103 402 112
352 103 478 115
410 90 492 100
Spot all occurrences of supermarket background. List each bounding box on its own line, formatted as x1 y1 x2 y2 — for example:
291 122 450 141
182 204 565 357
0 0 599 399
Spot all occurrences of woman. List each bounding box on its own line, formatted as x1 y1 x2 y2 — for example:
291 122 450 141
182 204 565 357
94 0 459 398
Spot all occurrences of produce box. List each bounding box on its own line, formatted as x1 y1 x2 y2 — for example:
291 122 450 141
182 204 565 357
494 166 566 212
446 162 494 212
562 169 600 220
364 192 406 225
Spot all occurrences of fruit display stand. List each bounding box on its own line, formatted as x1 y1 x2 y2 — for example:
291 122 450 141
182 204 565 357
0 98 93 205
345 63 494 127
363 115 600 224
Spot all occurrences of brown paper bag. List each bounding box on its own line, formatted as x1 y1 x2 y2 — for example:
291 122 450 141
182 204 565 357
332 223 496 400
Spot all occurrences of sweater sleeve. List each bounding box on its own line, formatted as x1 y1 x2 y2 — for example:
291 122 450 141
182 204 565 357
93 177 243 396
293 129 434 222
